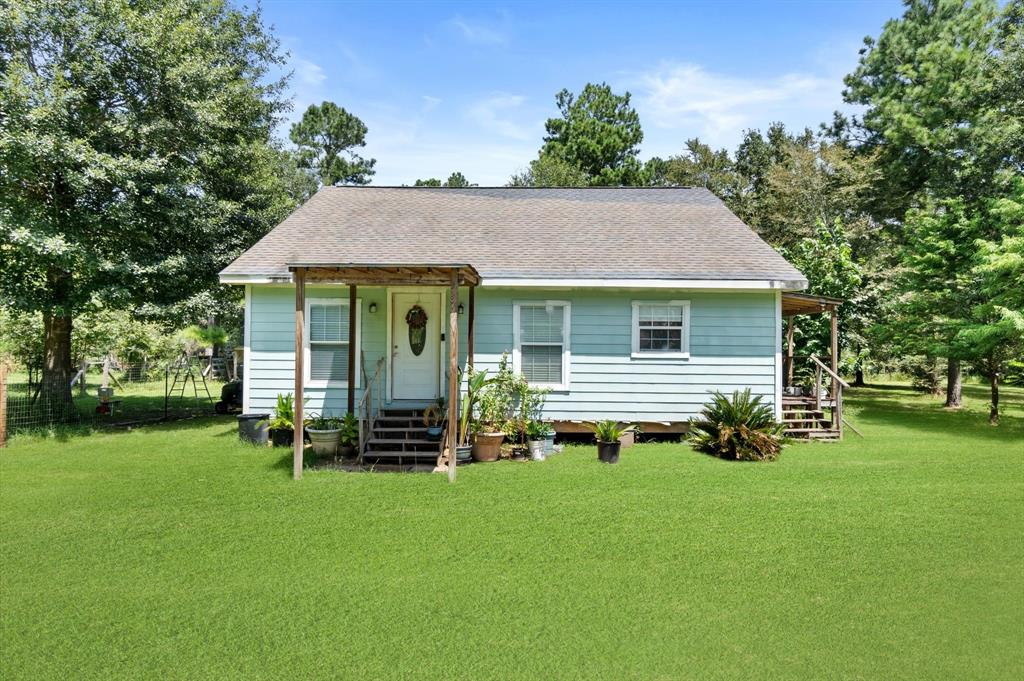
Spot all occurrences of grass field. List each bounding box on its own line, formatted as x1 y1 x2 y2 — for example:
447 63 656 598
2 381 1022 680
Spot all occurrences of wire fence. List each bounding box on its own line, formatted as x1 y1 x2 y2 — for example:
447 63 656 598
1 359 232 441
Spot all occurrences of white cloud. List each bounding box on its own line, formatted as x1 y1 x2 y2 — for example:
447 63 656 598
292 57 326 87
623 61 848 154
466 93 534 141
449 16 509 46
421 95 441 112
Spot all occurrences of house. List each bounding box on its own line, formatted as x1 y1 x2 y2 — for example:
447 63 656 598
220 187 841 478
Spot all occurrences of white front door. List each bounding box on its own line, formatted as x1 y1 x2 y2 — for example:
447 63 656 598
391 292 441 400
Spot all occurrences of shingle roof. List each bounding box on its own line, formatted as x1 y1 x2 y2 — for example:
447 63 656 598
220 186 807 286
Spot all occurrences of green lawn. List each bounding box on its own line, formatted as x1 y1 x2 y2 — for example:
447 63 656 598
2 382 1022 680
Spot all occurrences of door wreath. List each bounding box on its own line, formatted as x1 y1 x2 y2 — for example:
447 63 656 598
405 304 428 356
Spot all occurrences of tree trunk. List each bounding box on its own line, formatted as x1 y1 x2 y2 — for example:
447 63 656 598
41 310 73 404
944 358 962 408
990 371 999 426
854 366 865 387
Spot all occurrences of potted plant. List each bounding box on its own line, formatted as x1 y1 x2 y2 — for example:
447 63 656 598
338 412 360 459
422 396 445 442
457 369 490 463
588 420 636 464
306 413 342 457
536 421 556 454
262 393 298 448
525 420 548 461
473 386 506 462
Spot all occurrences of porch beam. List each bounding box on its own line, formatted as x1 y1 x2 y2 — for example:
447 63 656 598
446 269 459 483
293 267 306 480
785 315 795 387
348 283 357 415
467 285 475 373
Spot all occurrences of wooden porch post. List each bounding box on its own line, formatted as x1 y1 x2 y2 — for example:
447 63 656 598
446 270 459 483
348 283 357 415
294 268 306 480
785 315 795 387
830 305 839 429
467 285 475 373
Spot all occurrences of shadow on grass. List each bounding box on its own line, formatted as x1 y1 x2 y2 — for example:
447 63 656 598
848 382 1024 441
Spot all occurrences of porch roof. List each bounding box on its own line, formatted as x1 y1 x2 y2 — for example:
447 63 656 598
286 262 480 286
782 292 844 316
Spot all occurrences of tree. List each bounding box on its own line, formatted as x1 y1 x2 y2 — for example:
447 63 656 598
781 220 863 378
538 82 644 186
840 0 1006 406
507 154 588 187
0 0 290 403
413 172 473 188
659 139 743 200
954 181 1024 424
290 101 376 186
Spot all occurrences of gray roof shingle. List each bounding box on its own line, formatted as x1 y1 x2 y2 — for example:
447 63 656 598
220 186 807 286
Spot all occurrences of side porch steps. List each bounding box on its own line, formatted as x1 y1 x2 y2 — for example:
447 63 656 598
782 397 840 441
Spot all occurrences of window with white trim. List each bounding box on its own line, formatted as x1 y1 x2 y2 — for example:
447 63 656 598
513 301 570 389
631 301 690 358
306 298 360 385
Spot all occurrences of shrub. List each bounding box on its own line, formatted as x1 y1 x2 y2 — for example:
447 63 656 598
587 420 635 443
688 389 785 462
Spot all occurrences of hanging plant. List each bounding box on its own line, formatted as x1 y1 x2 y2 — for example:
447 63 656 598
405 304 428 356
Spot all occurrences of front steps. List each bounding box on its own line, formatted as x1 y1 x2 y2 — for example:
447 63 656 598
782 397 840 441
364 406 444 460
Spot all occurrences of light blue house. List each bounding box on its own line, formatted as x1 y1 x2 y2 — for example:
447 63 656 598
220 187 817 470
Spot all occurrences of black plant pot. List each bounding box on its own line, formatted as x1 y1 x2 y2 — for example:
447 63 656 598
270 428 294 448
597 441 621 464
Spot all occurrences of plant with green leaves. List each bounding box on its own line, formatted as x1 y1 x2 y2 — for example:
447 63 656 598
587 420 635 444
306 413 342 431
526 420 553 441
261 393 300 431
688 389 785 462
290 101 376 186
338 413 360 446
458 368 492 446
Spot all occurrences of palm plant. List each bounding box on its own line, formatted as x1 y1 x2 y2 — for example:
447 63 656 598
688 389 785 462
459 368 492 446
588 420 635 443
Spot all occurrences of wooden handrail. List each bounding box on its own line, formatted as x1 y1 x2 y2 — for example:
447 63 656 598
356 357 385 414
809 355 850 389
357 357 385 459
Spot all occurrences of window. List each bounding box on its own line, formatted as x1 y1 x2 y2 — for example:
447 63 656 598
306 298 360 386
631 301 690 358
513 301 571 389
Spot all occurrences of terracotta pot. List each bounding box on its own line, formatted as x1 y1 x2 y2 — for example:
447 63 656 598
472 432 504 462
597 441 621 464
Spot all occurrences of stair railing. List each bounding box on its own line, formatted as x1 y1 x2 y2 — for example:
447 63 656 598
357 357 386 461
809 355 850 436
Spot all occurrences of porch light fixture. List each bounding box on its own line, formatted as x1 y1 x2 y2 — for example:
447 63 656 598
457 304 464 314
368 302 378 313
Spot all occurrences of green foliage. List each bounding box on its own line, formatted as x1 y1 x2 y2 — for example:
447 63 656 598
688 389 785 462
289 101 376 186
841 0 1004 217
0 0 296 396
413 172 473 188
262 393 296 431
339 412 359 446
525 420 553 440
181 325 229 351
507 153 589 187
535 82 644 186
458 368 492 446
587 420 635 443
306 413 342 431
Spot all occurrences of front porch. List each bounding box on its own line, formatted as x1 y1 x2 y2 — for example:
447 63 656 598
287 262 481 482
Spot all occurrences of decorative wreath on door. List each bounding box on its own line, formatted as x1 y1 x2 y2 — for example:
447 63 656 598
405 304 428 356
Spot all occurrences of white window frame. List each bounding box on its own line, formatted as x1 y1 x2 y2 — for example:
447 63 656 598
512 300 571 391
631 300 690 359
305 297 361 388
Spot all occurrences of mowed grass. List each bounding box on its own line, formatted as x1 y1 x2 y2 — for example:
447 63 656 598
2 382 1022 680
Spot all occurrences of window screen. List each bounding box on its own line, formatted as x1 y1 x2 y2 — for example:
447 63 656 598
309 302 349 381
518 303 566 385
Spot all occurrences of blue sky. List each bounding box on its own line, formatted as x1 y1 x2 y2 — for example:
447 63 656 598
262 0 904 186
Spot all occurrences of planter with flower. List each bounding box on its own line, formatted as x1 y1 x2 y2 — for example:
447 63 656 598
337 412 360 459
306 413 342 457
261 393 304 448
525 420 552 461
